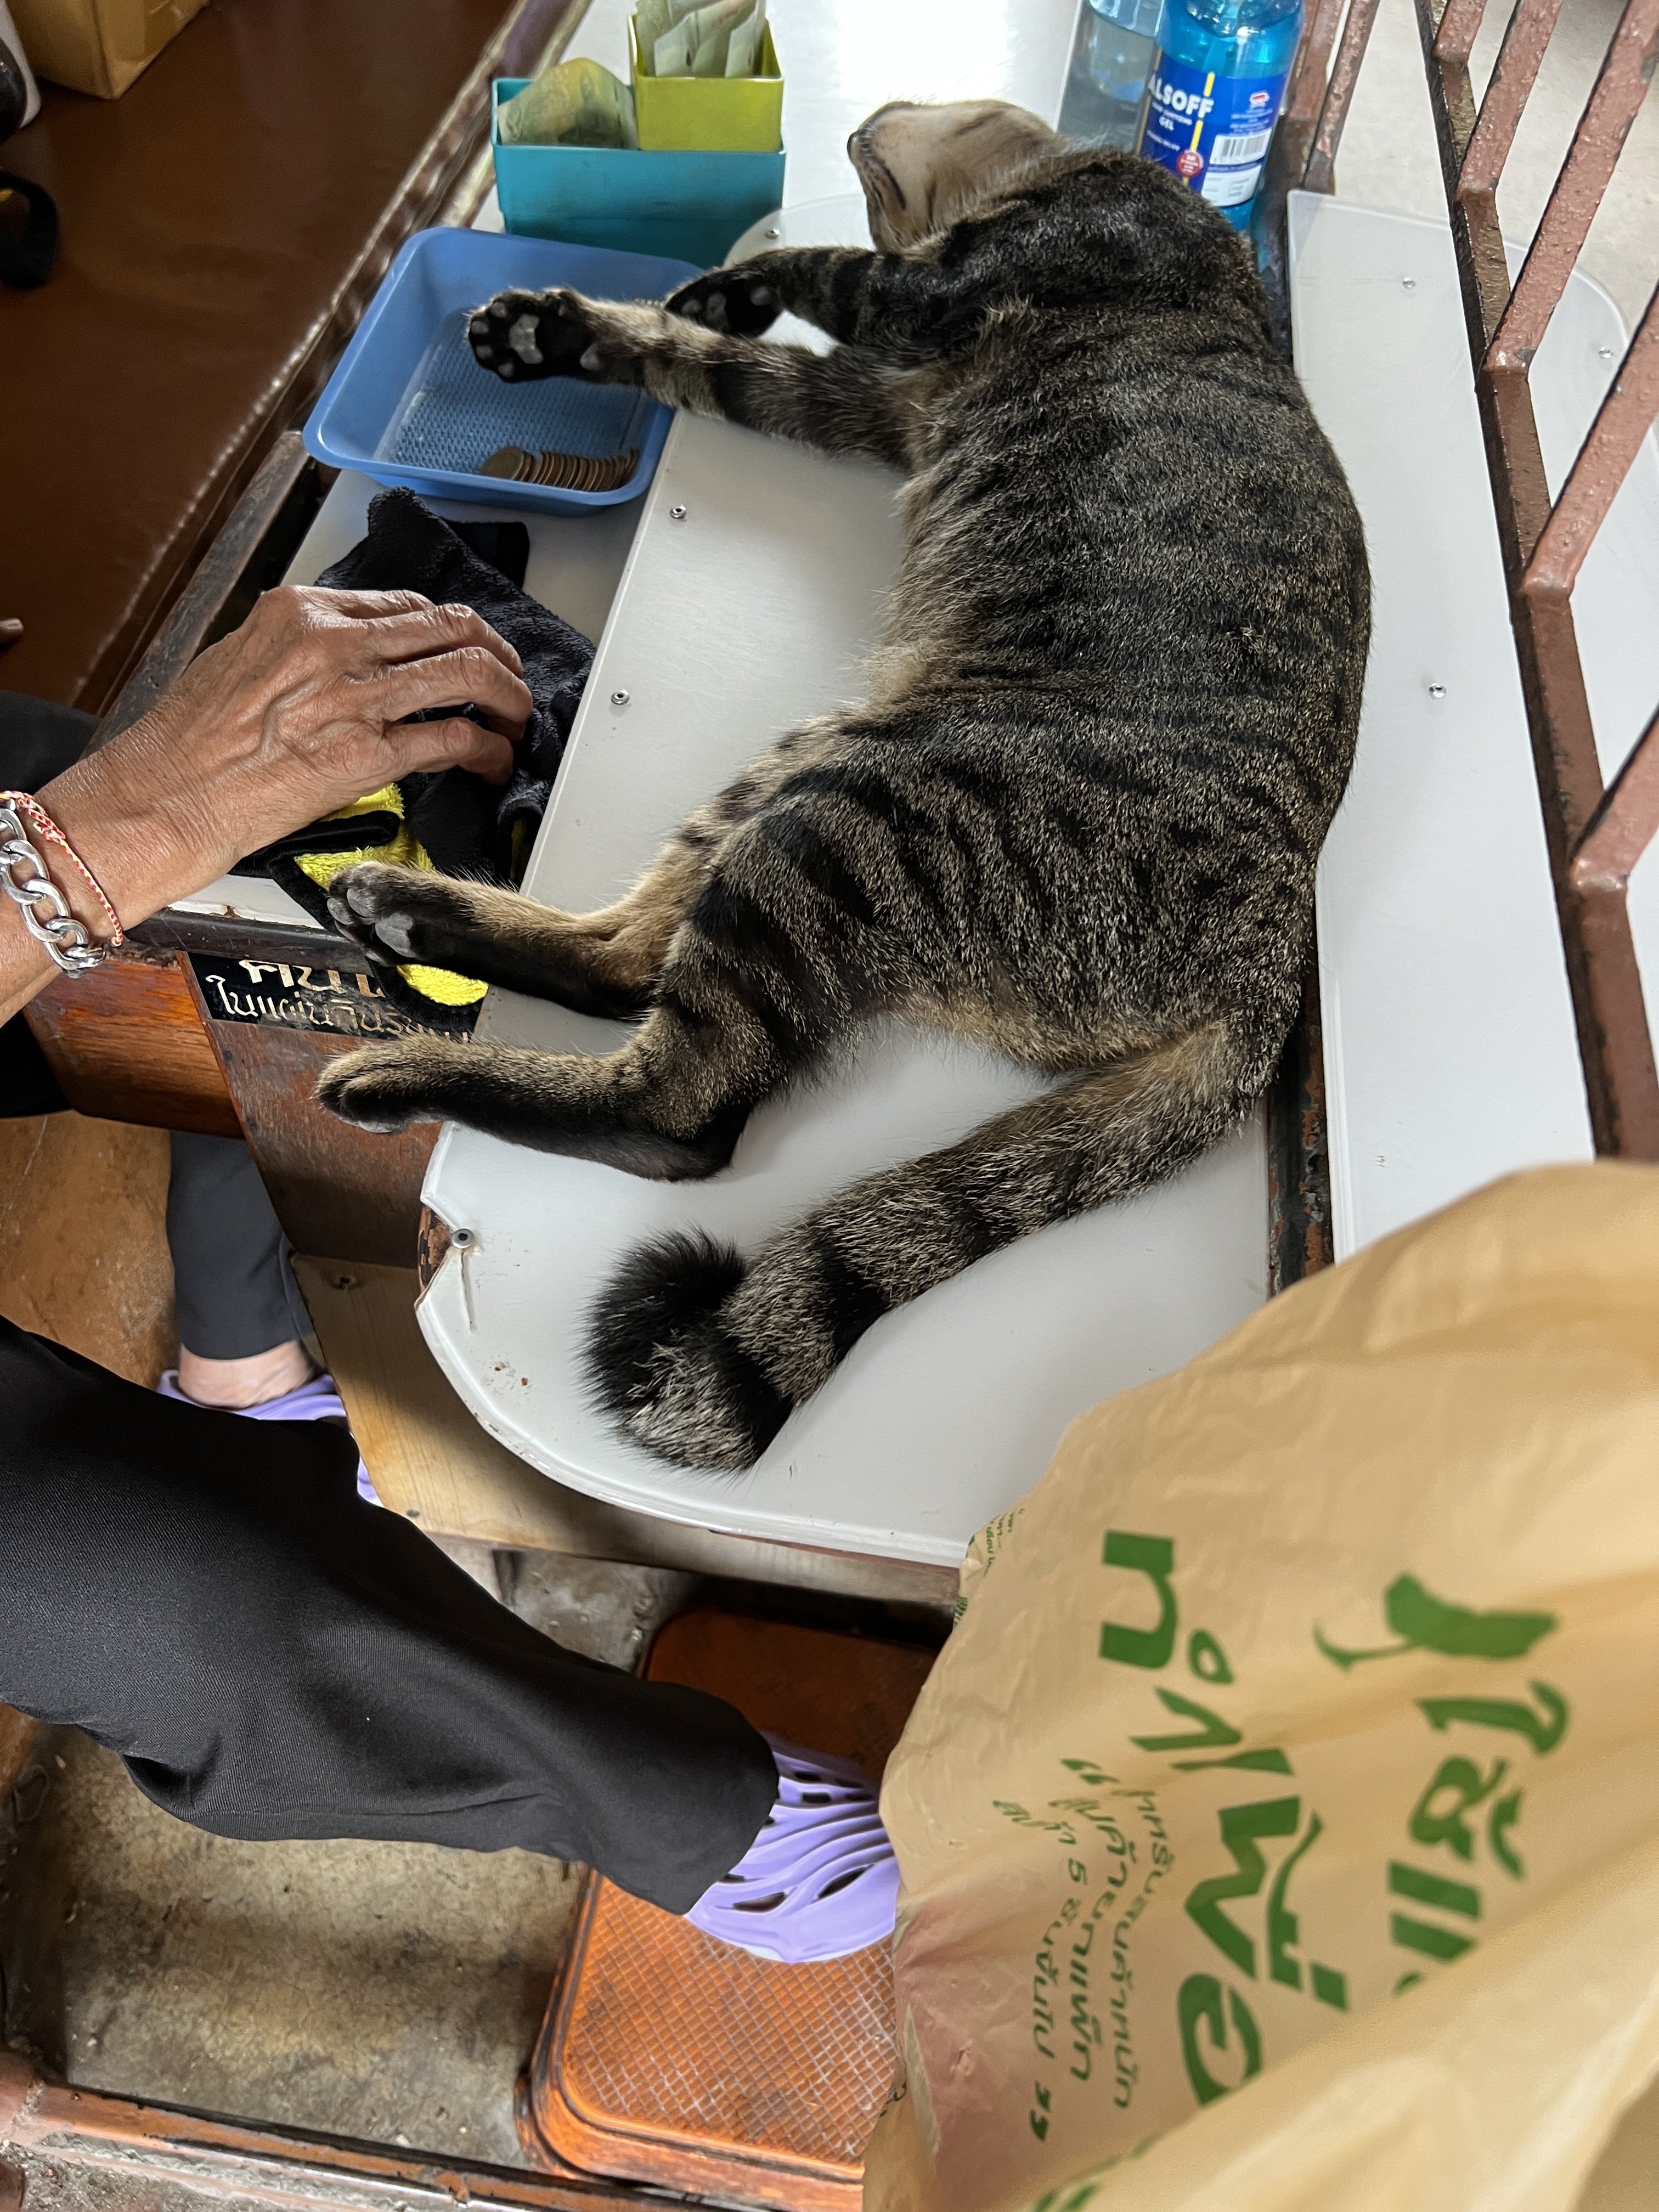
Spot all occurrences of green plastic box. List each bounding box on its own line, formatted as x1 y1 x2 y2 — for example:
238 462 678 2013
492 81 785 269
629 21 783 153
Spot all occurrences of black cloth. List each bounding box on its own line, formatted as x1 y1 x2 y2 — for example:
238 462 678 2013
0 688 96 1114
0 171 58 290
167 1131 313 1361
0 1314 778 1910
241 490 593 885
0 1013 65 1114
0 685 94 794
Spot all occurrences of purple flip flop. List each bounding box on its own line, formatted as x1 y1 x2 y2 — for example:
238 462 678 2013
685 1733 900 1964
157 1369 379 1504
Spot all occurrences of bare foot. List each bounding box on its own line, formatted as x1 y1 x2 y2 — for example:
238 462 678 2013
176 1339 314 1410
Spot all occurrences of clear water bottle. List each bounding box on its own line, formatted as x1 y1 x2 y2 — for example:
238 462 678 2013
1136 0 1302 228
1059 0 1165 152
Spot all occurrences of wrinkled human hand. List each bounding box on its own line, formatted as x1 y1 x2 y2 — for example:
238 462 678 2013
37 585 534 935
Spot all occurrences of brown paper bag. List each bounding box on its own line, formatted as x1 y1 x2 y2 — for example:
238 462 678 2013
8 0 205 99
869 1163 1659 2212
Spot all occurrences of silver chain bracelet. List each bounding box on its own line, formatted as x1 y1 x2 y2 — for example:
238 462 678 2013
0 802 112 974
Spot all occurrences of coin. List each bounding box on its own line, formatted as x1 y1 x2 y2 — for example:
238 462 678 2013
477 445 644 495
481 445 534 480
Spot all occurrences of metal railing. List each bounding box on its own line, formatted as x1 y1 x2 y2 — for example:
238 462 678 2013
1267 0 1659 1161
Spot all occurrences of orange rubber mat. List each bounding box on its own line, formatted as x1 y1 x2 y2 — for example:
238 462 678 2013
519 1608 936 2211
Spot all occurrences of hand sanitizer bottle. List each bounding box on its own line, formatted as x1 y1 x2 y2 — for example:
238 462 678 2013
1059 0 1165 151
1137 0 1302 228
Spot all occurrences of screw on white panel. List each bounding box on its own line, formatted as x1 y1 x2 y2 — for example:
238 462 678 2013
669 504 687 520
1428 682 1447 699
447 1227 478 1330
1402 276 1417 291
1600 345 1615 359
764 226 780 238
611 687 631 706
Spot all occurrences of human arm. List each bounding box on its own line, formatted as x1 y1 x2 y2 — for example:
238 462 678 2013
0 584 533 1027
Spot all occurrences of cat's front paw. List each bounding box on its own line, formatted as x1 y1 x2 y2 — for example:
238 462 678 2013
316 1040 457 1132
328 862 469 970
466 286 597 381
666 266 780 336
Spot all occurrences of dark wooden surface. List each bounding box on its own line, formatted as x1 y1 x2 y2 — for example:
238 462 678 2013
185 966 438 1265
0 0 582 713
91 438 332 750
25 945 241 1137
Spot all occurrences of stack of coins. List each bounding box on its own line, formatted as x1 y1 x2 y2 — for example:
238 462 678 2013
479 445 639 493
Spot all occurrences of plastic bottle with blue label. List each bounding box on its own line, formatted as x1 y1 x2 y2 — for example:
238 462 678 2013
1059 0 1165 151
1137 0 1302 229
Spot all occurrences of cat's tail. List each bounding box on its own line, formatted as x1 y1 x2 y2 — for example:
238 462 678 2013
586 1018 1272 1471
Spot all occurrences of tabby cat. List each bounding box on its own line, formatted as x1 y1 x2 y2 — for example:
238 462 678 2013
318 98 1371 1472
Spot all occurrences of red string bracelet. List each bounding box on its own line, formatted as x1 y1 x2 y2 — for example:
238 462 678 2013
0 791 125 946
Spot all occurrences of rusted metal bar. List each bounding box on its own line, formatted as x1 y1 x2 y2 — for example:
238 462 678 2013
1303 0 1387 195
1489 0 1659 370
1459 0 1566 198
1282 0 1353 140
1415 0 1659 1156
1573 706 1659 893
1421 0 1513 332
0 2049 651 2209
1432 0 1489 64
1257 0 1353 472
1523 281 1659 595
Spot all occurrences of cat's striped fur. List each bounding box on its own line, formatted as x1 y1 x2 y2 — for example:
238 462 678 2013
318 101 1370 1472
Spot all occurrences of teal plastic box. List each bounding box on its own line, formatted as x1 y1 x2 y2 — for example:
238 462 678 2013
492 81 785 269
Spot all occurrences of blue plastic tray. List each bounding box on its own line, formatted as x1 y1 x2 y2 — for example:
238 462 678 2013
303 228 699 515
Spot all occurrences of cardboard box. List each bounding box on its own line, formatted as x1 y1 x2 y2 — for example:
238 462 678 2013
7 0 205 99
629 20 782 154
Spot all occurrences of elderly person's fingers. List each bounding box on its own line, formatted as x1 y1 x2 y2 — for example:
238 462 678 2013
30 579 550 944
295 589 527 680
369 644 534 743
377 712 520 788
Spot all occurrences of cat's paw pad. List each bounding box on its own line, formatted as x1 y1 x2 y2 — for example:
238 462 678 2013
316 1043 444 1132
466 287 595 381
666 268 779 336
326 862 441 964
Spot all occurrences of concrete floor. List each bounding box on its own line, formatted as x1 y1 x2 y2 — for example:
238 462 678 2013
0 1726 574 2167
0 1113 174 1388
0 1556 695 2170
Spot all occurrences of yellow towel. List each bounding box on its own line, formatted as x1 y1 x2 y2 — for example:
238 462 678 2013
295 788 487 1012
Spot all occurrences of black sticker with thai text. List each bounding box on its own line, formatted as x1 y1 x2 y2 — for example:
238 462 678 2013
187 954 465 1042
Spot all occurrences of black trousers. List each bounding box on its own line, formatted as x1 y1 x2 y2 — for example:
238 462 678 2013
166 1132 314 1360
0 1316 778 1912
